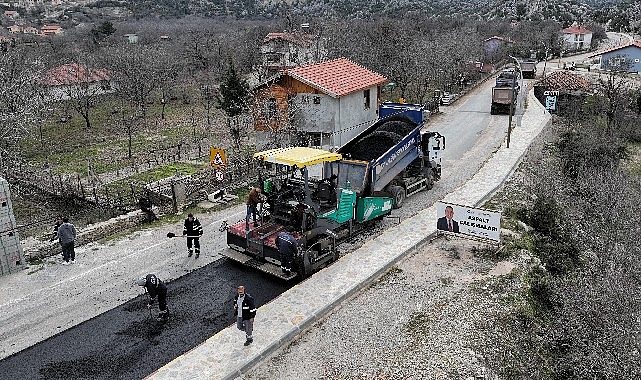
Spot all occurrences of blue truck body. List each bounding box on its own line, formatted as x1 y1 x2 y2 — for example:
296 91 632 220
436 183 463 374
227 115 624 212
333 112 444 208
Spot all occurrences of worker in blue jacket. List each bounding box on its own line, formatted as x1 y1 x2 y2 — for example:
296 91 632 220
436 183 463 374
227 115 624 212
276 232 298 274
136 274 168 322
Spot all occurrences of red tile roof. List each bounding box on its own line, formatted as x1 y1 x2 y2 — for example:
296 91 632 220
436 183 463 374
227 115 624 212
42 64 110 86
536 71 591 91
560 25 592 34
263 32 314 47
587 42 641 58
286 58 387 98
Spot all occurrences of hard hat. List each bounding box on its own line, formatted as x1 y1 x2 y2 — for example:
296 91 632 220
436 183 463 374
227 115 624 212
135 276 147 286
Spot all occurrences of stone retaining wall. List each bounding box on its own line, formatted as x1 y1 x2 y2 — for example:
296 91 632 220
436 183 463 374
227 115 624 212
23 210 149 260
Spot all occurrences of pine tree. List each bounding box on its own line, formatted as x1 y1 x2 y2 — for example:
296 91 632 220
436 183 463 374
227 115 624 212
218 59 249 118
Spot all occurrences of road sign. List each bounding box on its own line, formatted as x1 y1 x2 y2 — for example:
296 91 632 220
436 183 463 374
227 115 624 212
210 148 226 168
214 170 225 182
545 95 557 111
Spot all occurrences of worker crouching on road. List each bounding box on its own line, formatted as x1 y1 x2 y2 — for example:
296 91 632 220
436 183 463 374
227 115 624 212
136 274 169 322
234 285 256 346
183 213 203 258
276 231 298 274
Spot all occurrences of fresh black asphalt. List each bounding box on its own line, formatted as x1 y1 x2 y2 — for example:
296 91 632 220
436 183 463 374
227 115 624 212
0 259 291 380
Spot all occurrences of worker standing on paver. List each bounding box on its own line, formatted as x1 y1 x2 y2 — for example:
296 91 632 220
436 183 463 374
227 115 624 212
234 285 256 346
182 213 203 258
136 274 169 322
275 232 298 274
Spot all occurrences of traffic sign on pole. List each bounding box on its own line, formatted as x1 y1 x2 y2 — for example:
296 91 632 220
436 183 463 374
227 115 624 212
210 148 227 168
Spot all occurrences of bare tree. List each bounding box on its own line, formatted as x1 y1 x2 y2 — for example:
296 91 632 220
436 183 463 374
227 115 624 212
0 46 45 170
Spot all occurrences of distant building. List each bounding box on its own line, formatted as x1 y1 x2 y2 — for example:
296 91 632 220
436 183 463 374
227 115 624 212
41 63 112 100
7 25 22 34
560 22 592 51
124 33 138 44
534 70 592 114
3 10 19 19
482 36 513 63
252 58 387 147
260 25 327 76
40 25 63 36
587 42 641 73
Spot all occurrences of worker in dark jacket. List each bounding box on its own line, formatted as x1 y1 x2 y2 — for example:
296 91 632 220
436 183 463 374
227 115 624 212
136 274 168 322
276 232 298 274
234 285 257 346
182 213 203 258
57 217 77 265
245 187 265 230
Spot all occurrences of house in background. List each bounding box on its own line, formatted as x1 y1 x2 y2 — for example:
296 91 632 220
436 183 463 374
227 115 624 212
587 42 641 73
560 22 592 51
252 58 387 148
40 25 62 36
533 70 592 114
7 25 22 34
482 36 512 63
124 33 138 43
260 24 327 76
41 63 112 100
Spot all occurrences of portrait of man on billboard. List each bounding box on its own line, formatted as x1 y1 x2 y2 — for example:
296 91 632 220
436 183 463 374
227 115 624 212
437 205 459 233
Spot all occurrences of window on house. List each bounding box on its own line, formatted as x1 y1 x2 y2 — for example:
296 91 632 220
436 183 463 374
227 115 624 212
264 98 277 119
313 96 321 105
301 95 310 104
363 89 371 110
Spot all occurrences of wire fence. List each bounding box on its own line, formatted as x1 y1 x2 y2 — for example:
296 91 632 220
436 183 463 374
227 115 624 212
4 141 259 222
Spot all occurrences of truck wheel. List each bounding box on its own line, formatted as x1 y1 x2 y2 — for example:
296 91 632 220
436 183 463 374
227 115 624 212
389 186 406 209
425 171 435 190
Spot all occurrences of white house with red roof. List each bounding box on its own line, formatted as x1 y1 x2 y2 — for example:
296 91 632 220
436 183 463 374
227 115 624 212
560 22 592 51
587 42 641 73
41 63 112 100
252 58 387 147
260 26 327 76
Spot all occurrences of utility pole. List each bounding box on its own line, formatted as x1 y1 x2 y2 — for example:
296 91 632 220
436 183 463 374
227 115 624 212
507 56 520 148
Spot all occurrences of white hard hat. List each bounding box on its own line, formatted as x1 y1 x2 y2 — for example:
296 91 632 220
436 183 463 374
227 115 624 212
135 276 146 286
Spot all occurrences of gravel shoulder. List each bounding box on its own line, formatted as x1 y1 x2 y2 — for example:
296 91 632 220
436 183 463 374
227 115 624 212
242 232 524 380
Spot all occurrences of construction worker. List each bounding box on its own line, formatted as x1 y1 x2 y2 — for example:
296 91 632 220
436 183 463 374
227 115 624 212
276 231 298 274
182 213 203 258
136 274 169 322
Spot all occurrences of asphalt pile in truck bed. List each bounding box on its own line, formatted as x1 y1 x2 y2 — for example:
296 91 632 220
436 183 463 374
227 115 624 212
348 119 415 162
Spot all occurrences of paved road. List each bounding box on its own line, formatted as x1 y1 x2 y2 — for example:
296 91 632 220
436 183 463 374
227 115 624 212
0 260 289 379
0 60 523 378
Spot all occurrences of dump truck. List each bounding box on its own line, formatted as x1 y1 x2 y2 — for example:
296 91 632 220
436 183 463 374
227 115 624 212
223 112 445 280
490 86 517 115
495 67 520 90
519 59 537 79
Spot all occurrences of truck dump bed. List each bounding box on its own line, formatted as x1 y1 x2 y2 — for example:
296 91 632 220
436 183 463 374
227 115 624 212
338 114 422 192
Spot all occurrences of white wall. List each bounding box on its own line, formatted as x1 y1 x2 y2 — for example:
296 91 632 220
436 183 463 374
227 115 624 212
294 85 380 147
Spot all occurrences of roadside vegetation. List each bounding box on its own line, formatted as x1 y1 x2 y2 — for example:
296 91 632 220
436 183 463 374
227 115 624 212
478 72 641 378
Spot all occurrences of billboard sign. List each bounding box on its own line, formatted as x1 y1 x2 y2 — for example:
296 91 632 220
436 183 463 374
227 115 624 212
436 202 501 242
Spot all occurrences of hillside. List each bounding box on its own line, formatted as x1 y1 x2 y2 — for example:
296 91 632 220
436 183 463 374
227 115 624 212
9 0 640 34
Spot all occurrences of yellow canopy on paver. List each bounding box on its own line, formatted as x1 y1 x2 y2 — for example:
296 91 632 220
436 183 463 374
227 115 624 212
253 147 342 168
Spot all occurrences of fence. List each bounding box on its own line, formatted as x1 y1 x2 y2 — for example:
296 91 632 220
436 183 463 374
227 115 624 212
5 141 259 226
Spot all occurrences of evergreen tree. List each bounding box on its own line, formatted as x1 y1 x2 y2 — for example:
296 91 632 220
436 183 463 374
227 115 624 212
218 58 249 118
